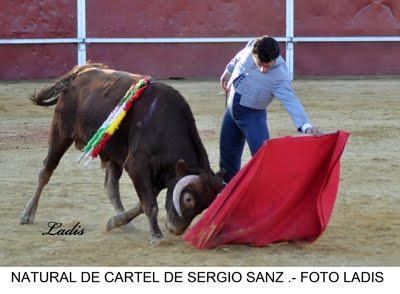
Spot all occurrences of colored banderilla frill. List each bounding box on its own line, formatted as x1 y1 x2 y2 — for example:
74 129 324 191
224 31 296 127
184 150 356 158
77 78 150 166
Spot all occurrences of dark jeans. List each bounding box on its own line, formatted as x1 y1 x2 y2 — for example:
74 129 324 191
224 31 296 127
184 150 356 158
219 92 269 183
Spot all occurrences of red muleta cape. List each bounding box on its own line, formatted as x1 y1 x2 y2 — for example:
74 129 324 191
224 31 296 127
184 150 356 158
184 131 349 249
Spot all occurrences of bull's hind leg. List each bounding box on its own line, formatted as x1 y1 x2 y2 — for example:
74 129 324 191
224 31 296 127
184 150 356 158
20 128 72 224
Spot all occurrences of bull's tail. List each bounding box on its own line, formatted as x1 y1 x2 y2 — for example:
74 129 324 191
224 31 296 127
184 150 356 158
30 63 107 106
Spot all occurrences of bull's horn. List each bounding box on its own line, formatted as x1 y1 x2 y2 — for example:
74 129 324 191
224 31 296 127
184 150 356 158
172 175 200 218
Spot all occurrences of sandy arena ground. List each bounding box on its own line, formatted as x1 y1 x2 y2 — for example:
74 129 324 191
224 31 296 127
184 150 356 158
0 77 399 266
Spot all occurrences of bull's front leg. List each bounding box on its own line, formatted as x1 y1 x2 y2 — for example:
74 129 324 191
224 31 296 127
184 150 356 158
106 202 142 231
104 160 136 232
106 185 162 231
124 153 165 246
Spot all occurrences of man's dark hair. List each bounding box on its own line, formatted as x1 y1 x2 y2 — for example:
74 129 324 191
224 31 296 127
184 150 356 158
252 36 280 63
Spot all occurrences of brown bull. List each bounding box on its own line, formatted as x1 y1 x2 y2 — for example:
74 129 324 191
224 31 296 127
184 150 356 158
20 64 224 245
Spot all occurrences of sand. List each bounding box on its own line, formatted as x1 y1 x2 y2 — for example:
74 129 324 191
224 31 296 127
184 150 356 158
0 78 399 266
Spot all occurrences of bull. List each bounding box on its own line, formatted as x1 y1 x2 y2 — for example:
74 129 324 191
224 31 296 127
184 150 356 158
20 64 224 245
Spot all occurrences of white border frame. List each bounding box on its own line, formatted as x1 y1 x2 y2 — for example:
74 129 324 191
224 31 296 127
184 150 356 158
1 0 400 79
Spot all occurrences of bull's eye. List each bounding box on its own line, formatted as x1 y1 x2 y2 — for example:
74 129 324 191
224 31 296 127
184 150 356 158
182 192 195 209
184 194 192 202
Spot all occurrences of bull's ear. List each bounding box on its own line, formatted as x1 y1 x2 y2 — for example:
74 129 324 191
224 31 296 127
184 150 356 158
175 159 189 177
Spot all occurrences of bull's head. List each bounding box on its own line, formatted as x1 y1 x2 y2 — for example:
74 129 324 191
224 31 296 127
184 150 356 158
165 159 225 235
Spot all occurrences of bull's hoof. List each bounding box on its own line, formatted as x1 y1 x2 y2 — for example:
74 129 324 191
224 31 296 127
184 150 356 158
106 216 118 231
20 213 34 224
20 202 37 224
149 235 170 247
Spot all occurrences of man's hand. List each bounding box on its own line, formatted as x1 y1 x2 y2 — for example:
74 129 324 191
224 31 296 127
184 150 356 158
305 127 323 137
220 72 231 92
